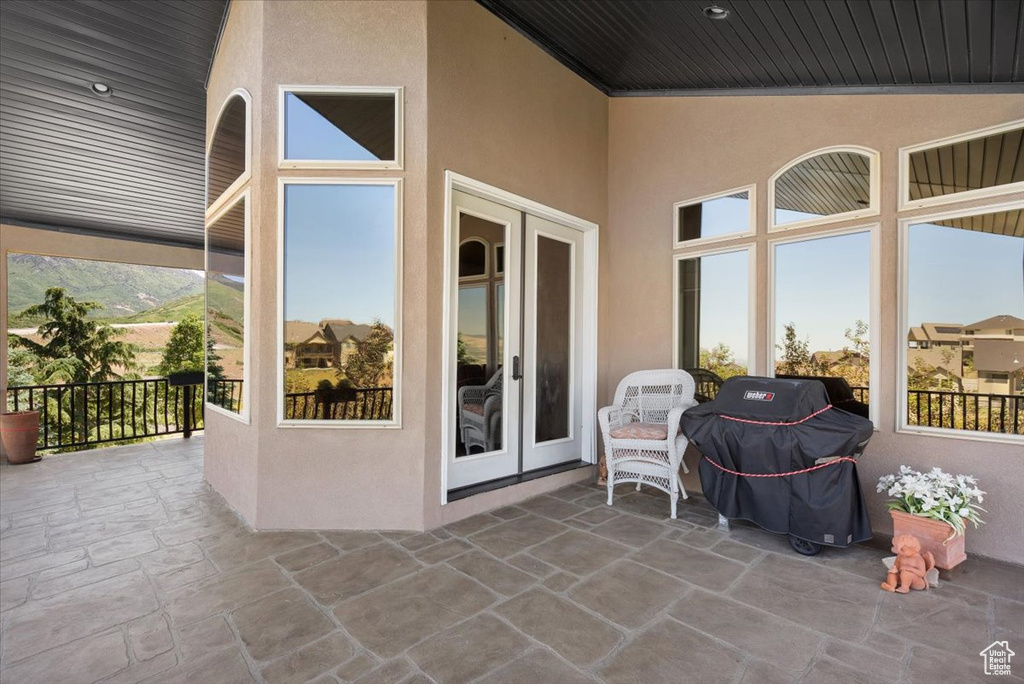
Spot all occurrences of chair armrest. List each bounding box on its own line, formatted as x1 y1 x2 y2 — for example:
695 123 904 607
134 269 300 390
598 406 627 432
667 406 687 439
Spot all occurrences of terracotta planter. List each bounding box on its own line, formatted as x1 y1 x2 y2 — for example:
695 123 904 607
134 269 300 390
1 411 42 464
890 509 966 570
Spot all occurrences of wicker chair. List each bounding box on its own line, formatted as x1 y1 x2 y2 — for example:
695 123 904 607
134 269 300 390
599 369 697 518
458 369 503 453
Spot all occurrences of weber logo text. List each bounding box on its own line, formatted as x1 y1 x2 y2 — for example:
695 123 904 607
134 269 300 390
743 390 775 402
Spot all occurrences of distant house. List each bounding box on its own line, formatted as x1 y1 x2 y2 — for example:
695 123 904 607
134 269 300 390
284 319 374 370
963 315 1024 395
907 316 1024 395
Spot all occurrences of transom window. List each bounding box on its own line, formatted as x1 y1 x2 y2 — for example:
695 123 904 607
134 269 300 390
769 146 878 231
207 90 250 211
280 86 403 169
673 186 755 247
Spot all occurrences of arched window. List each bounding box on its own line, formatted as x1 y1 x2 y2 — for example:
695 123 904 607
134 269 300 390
207 90 250 209
769 146 878 231
458 238 489 279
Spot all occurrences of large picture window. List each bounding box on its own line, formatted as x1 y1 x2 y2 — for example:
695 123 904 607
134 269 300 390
205 194 248 419
280 87 402 169
900 206 1023 438
770 228 876 421
674 247 752 399
280 181 400 425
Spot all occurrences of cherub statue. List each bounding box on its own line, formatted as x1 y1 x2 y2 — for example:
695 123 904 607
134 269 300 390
881 534 935 593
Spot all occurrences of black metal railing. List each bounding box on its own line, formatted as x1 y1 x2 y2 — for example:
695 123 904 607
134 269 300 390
207 379 244 414
908 389 1022 435
6 379 204 451
851 386 869 404
284 387 393 421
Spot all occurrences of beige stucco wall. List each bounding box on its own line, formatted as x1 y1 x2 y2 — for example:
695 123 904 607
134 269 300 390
203 0 264 523
0 223 204 460
422 0 608 528
607 94 1024 563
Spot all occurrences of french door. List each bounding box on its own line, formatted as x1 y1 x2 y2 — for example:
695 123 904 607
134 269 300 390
446 191 585 490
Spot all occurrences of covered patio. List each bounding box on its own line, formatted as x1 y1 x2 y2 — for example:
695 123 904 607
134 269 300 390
2 437 1021 684
2 0 1024 683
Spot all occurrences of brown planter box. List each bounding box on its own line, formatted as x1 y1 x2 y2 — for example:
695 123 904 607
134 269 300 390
890 509 966 570
1 411 42 464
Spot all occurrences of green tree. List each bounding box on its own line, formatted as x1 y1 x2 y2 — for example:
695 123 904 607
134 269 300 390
206 323 224 381
698 343 746 380
343 320 394 387
10 288 137 383
6 344 39 387
776 323 811 375
156 313 205 375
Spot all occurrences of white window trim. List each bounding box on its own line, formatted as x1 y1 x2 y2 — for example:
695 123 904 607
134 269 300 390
206 88 252 219
671 243 757 379
898 119 1024 212
672 184 757 250
896 200 1024 444
457 237 490 282
204 189 252 425
440 171 600 506
278 86 404 170
768 145 880 233
276 177 404 429
767 223 881 429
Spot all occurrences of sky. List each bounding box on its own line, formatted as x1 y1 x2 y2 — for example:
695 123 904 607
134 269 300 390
284 93 379 161
283 184 395 326
682 194 748 241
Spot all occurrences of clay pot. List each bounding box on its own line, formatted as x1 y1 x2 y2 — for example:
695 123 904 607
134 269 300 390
1 411 42 464
890 509 966 570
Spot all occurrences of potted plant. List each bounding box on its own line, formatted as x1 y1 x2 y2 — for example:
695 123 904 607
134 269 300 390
1 410 42 464
877 466 985 570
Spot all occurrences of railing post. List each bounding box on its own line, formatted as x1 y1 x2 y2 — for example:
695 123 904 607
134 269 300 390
183 385 193 439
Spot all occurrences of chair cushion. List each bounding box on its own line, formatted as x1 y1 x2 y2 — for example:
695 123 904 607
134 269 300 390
463 402 484 416
610 422 668 440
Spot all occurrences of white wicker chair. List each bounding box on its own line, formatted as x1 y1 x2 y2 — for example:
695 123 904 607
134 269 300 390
458 369 503 453
599 369 697 519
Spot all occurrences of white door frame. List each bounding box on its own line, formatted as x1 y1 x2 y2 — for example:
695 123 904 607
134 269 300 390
441 171 599 505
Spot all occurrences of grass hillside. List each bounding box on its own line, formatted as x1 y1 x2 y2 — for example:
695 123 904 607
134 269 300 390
8 253 203 325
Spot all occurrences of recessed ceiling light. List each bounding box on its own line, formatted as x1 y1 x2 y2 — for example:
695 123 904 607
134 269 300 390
91 82 112 96
703 5 730 20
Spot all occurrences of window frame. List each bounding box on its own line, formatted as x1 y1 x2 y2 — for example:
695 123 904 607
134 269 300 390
206 88 252 218
204 188 252 425
896 200 1024 444
457 237 490 282
767 222 881 428
672 184 756 249
898 119 1024 212
671 243 758 379
768 145 880 233
276 177 404 429
278 85 404 171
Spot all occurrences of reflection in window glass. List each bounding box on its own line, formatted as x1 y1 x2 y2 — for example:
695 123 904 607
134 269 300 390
774 151 871 226
206 198 246 414
773 232 871 417
905 210 1023 434
282 184 396 421
677 190 750 243
909 126 1024 202
283 91 396 163
459 239 487 278
208 95 246 207
677 250 748 401
535 236 572 443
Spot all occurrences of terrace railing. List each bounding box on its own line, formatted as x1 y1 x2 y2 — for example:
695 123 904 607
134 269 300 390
6 378 204 452
907 389 1022 435
284 387 393 421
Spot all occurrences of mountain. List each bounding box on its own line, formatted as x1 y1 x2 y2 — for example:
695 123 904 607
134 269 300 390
7 254 204 325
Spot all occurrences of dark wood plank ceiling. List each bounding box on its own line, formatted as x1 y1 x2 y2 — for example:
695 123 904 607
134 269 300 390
0 0 228 248
478 0 1024 95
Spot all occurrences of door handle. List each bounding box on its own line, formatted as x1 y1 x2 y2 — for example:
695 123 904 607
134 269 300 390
512 355 522 381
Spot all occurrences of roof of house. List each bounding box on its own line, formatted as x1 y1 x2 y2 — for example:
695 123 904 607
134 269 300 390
921 323 964 343
965 315 1024 332
284 321 320 345
321 320 373 344
973 338 1024 374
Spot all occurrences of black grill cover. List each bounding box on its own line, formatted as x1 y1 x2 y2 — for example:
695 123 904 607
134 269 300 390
680 376 873 548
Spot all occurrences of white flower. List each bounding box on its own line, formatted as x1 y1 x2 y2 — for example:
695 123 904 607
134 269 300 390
959 507 972 517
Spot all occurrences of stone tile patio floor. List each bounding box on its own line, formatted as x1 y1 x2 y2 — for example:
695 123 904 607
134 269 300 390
1 437 1021 684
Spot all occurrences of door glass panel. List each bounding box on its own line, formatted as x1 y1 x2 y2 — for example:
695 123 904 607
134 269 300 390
534 235 572 443
455 214 505 457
